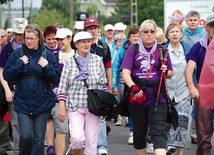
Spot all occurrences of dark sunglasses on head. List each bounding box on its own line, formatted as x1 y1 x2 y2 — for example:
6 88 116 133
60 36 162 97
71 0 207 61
142 29 156 34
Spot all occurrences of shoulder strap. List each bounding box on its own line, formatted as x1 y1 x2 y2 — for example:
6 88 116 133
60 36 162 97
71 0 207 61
20 47 24 57
101 41 108 58
42 48 47 58
134 43 139 56
6 42 13 58
53 51 59 62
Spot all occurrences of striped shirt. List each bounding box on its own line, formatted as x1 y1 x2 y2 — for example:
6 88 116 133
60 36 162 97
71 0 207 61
57 53 107 111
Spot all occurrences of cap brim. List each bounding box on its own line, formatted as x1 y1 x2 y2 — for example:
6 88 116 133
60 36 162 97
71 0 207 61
206 21 214 26
85 23 100 28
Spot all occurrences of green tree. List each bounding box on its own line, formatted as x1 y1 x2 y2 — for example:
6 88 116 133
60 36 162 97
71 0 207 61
111 0 164 28
0 0 13 5
41 0 80 27
30 7 67 30
86 3 98 17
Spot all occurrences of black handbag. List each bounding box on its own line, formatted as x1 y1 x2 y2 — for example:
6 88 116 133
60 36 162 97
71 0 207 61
87 89 117 116
166 97 179 130
73 56 117 116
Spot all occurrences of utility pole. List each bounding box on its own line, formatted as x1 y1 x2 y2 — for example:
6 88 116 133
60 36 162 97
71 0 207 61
8 0 12 27
22 0 24 18
29 0 32 20
70 0 74 29
131 0 138 27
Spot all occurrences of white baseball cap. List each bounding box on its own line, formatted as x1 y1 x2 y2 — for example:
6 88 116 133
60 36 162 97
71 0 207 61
104 24 114 31
0 30 7 37
73 31 92 43
74 21 84 30
114 22 127 31
55 28 73 39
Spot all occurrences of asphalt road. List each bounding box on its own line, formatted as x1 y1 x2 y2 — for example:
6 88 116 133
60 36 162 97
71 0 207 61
7 117 214 155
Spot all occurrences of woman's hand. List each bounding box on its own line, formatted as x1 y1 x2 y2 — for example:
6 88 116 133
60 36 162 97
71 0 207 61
58 106 67 122
160 64 168 72
20 55 29 65
5 89 14 103
130 85 144 97
38 57 48 68
189 86 199 99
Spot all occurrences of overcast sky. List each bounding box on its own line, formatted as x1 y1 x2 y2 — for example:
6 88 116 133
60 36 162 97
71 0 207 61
2 0 42 9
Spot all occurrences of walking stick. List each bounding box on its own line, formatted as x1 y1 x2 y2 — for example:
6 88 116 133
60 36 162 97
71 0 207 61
155 47 169 111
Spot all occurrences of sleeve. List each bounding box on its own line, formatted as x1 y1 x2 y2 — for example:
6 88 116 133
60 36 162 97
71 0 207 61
3 48 25 82
120 45 135 71
57 59 71 101
112 46 125 90
103 44 112 68
0 44 9 68
99 58 108 85
165 52 173 71
186 42 201 62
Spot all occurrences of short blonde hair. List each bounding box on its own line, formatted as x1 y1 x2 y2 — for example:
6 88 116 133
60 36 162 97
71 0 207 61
139 19 157 33
165 22 183 40
114 33 125 44
156 27 164 43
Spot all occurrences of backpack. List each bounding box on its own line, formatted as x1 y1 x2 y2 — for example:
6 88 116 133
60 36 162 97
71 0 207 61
20 47 47 58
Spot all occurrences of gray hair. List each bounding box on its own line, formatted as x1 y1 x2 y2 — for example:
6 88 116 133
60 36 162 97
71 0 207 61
186 10 201 19
139 19 157 32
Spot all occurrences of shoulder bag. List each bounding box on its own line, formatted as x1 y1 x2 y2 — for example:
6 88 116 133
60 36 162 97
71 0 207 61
73 56 117 116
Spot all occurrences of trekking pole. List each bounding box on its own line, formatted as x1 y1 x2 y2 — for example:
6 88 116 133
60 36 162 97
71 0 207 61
162 49 172 112
155 47 164 111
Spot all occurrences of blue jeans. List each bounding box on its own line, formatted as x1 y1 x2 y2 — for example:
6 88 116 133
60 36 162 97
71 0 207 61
17 110 50 155
128 117 133 132
97 118 108 151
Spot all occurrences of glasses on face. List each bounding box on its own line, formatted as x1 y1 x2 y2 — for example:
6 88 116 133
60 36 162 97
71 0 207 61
170 15 185 21
142 29 156 34
25 37 38 41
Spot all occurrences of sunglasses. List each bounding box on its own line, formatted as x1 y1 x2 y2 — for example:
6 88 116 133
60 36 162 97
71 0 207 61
142 30 156 34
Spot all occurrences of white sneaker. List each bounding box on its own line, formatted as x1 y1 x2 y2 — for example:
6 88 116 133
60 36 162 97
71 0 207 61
125 117 129 126
115 118 123 126
98 149 108 155
167 146 176 154
146 143 155 154
128 132 133 145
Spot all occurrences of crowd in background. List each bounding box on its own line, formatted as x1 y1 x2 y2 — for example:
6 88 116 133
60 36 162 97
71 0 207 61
0 9 214 155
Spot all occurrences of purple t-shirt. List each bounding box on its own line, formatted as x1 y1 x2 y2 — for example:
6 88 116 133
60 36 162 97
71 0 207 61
45 45 60 54
120 44 173 107
0 44 11 68
186 42 206 83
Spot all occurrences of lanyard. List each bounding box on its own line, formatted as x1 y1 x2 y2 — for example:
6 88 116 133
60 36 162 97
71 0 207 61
146 49 156 80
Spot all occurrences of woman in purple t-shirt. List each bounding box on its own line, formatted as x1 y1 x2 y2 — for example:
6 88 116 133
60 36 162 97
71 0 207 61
121 19 173 155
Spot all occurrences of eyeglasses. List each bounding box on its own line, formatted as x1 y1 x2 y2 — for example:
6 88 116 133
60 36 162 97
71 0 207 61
170 15 185 21
142 30 156 34
25 37 38 41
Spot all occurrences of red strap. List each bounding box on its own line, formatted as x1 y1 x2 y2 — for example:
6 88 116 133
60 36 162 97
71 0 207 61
146 50 156 80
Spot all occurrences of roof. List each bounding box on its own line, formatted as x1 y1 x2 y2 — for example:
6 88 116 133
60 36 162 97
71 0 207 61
105 0 117 3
